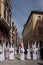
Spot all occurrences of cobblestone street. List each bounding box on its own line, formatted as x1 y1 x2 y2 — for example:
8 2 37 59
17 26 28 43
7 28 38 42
0 55 43 65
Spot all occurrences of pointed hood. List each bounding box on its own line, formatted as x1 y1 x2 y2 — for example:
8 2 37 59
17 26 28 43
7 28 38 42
38 43 40 48
33 41 36 48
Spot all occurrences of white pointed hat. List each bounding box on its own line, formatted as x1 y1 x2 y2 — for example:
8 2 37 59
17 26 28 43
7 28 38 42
33 41 36 48
28 42 30 49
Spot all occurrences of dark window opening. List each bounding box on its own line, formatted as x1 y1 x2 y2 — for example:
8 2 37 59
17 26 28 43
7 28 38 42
4 6 6 19
38 27 42 34
38 16 41 20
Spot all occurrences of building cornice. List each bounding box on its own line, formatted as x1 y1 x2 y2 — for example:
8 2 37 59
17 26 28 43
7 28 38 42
22 10 43 34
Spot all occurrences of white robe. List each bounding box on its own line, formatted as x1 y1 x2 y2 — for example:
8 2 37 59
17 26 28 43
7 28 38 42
27 49 31 59
9 47 14 60
0 48 5 61
37 48 40 59
20 48 25 60
33 48 37 60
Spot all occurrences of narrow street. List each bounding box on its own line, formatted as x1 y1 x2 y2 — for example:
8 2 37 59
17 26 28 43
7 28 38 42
0 0 43 65
0 55 43 65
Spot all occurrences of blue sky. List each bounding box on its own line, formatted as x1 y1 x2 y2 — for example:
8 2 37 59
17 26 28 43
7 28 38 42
10 0 43 37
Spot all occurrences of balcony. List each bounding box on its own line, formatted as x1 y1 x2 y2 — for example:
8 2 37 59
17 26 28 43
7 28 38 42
0 17 11 32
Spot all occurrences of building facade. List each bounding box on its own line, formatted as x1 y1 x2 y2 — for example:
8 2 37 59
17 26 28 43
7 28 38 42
22 11 43 59
0 0 11 47
12 22 18 44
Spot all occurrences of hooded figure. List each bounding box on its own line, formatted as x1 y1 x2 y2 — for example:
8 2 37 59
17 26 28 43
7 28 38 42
0 45 4 61
2 42 5 61
14 46 17 55
20 41 25 60
33 41 37 60
9 44 14 60
37 43 40 59
27 43 31 59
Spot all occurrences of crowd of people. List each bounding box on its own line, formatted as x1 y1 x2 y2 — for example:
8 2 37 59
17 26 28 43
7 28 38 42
0 41 40 61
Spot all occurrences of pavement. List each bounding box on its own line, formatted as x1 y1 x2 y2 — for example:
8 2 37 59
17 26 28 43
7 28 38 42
0 55 43 65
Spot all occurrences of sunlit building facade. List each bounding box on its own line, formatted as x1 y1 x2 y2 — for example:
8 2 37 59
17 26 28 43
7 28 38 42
11 21 18 45
22 11 43 59
0 0 12 47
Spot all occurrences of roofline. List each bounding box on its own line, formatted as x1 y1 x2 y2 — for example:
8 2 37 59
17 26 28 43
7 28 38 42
22 10 43 34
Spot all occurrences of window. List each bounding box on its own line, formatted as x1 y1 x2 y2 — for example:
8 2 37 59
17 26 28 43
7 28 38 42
38 16 41 20
10 14 11 26
4 6 6 19
38 16 41 19
9 14 11 26
6 0 9 8
38 27 42 34
37 16 41 22
7 10 9 23
12 22 14 26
